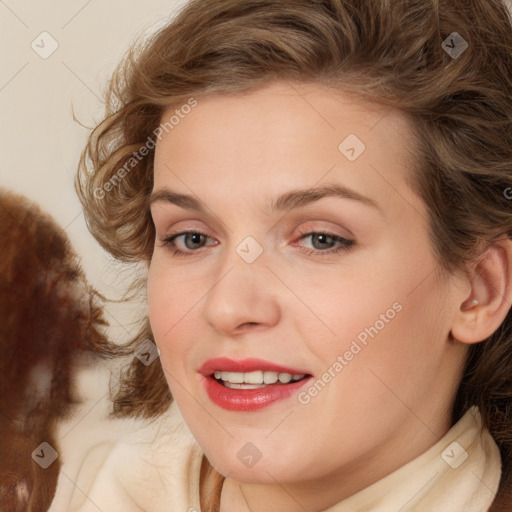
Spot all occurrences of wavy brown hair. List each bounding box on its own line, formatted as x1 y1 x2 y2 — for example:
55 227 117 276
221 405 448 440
76 0 512 510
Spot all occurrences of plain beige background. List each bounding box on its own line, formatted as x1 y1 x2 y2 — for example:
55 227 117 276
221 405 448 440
1 1 511 510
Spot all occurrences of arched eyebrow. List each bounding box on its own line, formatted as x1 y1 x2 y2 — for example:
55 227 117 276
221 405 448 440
149 183 381 213
270 184 381 212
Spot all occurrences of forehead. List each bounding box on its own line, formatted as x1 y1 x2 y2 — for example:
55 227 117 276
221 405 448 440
152 81 422 218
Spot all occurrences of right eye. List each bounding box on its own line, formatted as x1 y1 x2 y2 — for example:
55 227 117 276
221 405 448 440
160 231 217 256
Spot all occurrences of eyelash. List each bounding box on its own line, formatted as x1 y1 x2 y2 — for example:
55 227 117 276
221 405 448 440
160 229 355 258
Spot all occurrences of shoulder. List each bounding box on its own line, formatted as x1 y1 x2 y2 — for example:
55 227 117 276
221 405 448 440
69 401 204 512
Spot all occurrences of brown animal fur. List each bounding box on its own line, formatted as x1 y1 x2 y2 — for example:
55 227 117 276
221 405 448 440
0 188 114 512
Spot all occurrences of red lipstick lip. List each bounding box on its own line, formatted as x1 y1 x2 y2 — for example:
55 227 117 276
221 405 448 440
199 357 309 377
202 374 312 412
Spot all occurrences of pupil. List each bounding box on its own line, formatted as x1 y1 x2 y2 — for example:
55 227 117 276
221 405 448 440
185 233 204 249
312 233 333 250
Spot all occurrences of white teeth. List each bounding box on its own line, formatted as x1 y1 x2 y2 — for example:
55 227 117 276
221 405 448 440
213 370 306 385
244 370 264 384
223 382 266 390
221 371 243 383
263 371 279 384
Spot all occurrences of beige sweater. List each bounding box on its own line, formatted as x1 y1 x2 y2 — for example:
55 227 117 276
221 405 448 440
69 402 501 512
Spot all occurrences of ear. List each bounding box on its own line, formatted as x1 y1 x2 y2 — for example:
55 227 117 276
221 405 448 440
451 237 512 344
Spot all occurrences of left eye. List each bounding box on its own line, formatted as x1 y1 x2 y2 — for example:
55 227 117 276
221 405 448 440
297 232 354 254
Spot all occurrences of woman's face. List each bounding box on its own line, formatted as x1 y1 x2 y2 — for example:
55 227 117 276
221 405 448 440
148 82 467 498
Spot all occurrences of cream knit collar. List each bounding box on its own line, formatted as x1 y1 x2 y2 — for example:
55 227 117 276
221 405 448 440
323 406 501 512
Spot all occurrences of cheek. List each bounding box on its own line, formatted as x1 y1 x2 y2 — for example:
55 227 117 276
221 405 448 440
327 276 452 415
147 258 208 369
283 259 403 350
299 247 452 393
147 260 183 354
294 282 453 461
146 260 167 339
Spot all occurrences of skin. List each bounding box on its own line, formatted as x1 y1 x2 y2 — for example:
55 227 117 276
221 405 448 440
147 81 472 512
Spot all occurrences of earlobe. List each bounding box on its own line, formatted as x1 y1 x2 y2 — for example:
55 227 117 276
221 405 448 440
451 238 512 345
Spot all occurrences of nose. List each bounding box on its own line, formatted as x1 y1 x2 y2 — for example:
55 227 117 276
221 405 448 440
202 252 281 336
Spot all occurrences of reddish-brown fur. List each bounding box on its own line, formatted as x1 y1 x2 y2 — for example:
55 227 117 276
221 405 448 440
0 188 114 511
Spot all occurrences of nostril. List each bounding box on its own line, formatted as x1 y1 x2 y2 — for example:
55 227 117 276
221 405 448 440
0 475 30 512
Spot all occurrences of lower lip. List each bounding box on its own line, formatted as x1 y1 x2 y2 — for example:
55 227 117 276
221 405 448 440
202 375 311 411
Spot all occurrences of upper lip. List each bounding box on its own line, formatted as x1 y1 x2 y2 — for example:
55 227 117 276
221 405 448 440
199 357 310 376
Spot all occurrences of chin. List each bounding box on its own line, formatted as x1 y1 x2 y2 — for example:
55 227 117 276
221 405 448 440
209 455 290 484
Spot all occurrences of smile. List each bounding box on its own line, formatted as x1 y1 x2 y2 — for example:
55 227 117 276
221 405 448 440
213 370 306 388
199 358 312 411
